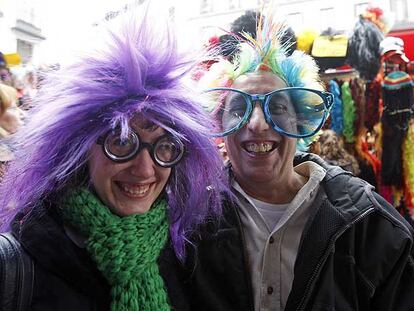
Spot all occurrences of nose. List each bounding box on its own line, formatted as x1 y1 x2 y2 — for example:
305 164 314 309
246 102 270 132
129 148 155 178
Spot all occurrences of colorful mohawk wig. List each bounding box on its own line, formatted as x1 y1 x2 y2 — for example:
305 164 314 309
201 10 325 149
0 10 228 259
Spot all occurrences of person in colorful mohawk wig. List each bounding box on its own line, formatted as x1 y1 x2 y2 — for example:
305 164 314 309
0 8 230 311
184 9 414 311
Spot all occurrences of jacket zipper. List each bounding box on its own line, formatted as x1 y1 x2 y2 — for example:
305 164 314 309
233 203 256 311
295 207 375 311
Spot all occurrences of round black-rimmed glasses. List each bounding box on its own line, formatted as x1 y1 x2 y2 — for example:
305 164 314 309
97 129 185 167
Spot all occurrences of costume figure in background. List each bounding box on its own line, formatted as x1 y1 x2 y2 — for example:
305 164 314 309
0 53 14 87
187 10 414 311
0 83 22 181
0 10 228 311
0 83 24 138
310 129 360 175
381 71 413 188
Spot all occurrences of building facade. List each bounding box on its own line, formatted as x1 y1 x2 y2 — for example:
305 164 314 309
179 0 413 43
0 0 45 65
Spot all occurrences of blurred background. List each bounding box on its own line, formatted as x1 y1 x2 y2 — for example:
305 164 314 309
1 0 414 66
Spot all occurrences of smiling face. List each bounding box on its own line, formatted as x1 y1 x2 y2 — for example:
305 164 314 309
225 71 300 203
88 115 171 216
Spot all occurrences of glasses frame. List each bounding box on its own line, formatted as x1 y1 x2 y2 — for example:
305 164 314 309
97 130 185 167
204 87 334 138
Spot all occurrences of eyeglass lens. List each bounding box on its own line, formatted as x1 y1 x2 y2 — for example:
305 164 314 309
104 131 184 166
206 88 326 137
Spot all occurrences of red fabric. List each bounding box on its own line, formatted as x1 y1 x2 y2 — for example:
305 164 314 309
380 185 394 205
365 79 381 131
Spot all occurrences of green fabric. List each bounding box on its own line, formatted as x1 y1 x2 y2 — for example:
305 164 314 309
61 188 170 311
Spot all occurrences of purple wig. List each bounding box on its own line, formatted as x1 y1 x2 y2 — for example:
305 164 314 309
0 12 228 260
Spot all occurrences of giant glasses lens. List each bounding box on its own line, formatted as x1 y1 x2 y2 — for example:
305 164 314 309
266 88 328 137
100 130 185 167
204 88 330 138
204 89 249 136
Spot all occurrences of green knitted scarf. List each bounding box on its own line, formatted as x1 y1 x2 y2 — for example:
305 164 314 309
61 188 170 311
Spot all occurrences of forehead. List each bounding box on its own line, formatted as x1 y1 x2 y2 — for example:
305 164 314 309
231 71 287 94
130 114 159 132
128 114 166 141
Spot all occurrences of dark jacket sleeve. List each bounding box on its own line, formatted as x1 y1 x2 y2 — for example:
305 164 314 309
369 192 414 311
371 230 414 311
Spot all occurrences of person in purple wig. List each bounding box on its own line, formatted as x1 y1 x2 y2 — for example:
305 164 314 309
0 10 228 311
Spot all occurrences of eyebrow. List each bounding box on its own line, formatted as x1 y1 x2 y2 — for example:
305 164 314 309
131 119 159 132
140 124 159 132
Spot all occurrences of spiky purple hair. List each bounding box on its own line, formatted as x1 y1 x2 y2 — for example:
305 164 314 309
0 13 228 260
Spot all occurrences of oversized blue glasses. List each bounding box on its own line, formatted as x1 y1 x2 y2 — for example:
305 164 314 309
204 87 334 138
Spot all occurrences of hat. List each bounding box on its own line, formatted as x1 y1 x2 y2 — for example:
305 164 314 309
380 37 404 55
382 70 413 90
383 50 410 63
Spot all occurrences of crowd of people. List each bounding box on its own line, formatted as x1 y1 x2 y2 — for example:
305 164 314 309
0 52 50 178
0 6 413 311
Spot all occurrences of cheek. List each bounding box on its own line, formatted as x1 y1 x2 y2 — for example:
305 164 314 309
88 147 120 190
224 135 239 157
157 167 172 188
287 138 297 156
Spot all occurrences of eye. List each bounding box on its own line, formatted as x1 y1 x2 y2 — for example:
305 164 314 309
104 131 138 157
225 95 247 119
158 142 175 153
270 104 288 115
112 137 132 147
155 138 183 162
229 107 245 118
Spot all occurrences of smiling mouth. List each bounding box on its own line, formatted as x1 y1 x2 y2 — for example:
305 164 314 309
242 142 278 154
116 182 152 198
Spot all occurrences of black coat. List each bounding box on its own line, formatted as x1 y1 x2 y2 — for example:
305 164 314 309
12 207 190 311
183 153 414 311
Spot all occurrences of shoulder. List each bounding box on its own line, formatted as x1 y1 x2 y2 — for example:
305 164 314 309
296 152 413 238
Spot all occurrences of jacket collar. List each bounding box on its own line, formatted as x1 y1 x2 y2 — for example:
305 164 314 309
12 206 109 298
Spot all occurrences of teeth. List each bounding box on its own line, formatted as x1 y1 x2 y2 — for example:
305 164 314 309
120 183 150 195
245 142 274 153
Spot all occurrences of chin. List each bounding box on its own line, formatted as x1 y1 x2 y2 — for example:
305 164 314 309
113 202 152 217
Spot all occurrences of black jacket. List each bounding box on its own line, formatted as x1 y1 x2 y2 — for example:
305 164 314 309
184 153 414 311
11 206 190 311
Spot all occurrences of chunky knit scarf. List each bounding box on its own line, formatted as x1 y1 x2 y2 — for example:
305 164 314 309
61 188 170 311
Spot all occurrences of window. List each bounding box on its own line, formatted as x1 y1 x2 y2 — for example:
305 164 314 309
169 7 175 21
16 39 33 64
354 2 369 18
392 0 408 21
286 12 303 31
407 0 414 21
319 7 334 31
229 0 240 10
257 0 270 6
200 0 213 14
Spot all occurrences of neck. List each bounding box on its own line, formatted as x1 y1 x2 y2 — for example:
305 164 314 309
235 172 307 204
